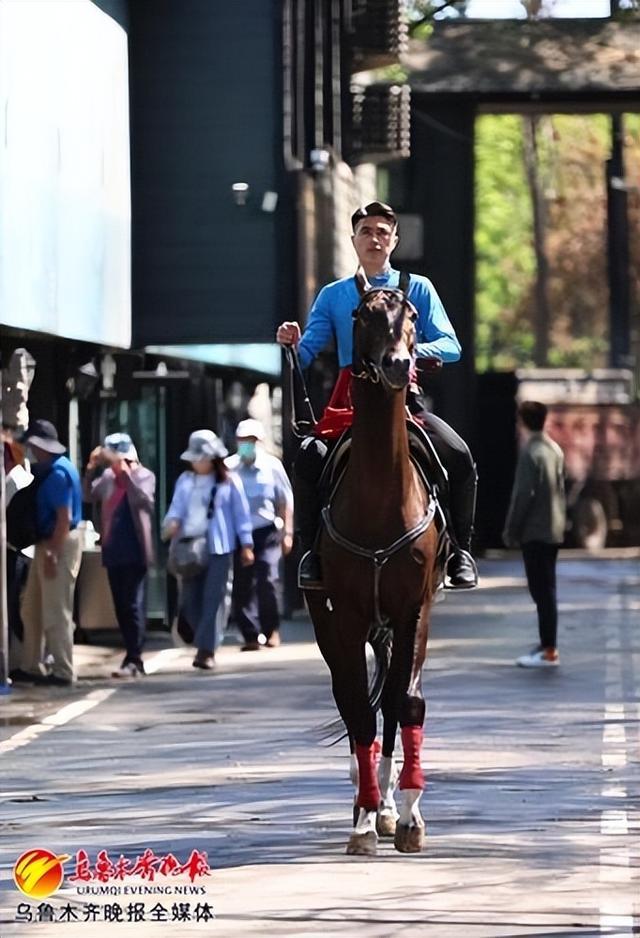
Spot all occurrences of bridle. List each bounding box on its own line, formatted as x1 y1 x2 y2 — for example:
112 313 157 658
351 284 417 386
321 270 436 625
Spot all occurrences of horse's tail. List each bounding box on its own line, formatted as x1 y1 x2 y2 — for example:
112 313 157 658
313 623 393 747
313 716 347 745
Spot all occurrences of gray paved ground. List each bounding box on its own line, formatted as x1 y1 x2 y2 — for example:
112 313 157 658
0 555 638 937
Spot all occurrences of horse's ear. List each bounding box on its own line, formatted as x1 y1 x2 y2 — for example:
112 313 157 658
354 267 371 297
406 300 419 323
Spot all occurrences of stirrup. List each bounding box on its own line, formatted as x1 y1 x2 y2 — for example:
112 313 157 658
298 550 324 590
445 549 478 590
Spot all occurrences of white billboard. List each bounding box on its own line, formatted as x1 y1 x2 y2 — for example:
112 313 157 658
0 0 131 346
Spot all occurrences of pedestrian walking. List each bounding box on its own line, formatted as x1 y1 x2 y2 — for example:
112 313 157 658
163 430 254 671
503 401 566 668
84 433 156 678
226 419 294 651
11 419 83 686
3 433 33 671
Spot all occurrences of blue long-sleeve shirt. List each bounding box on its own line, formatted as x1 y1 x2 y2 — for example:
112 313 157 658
164 471 253 554
297 268 461 369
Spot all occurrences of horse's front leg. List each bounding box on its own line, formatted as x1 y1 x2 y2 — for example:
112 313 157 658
308 597 379 853
349 732 396 837
395 722 425 852
395 601 430 853
348 730 380 856
331 638 380 856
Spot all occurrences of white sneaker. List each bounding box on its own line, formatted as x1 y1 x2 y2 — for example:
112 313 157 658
516 647 559 669
111 661 143 679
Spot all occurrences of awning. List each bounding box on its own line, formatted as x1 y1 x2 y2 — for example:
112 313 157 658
144 343 281 378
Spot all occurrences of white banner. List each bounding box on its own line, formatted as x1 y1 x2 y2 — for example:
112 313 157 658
0 0 131 347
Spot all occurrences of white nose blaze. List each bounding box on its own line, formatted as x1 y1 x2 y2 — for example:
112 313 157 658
382 343 412 388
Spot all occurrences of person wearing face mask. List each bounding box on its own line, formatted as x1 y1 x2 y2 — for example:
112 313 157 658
226 419 294 651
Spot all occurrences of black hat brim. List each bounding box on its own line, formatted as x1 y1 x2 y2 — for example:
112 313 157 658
25 435 66 455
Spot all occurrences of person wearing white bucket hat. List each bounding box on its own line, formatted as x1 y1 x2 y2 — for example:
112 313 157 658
179 429 229 463
227 419 294 651
84 432 156 679
103 432 139 462
163 429 254 670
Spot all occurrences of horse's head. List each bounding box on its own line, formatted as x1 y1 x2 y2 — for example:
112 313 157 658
352 269 417 391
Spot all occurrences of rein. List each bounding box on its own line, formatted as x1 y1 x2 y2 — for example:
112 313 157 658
283 344 317 438
321 499 437 627
351 363 380 383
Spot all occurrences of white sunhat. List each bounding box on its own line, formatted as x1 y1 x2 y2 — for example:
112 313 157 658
180 429 228 462
104 432 139 462
235 418 265 441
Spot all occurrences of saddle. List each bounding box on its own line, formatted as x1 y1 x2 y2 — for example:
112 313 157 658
319 417 448 515
317 419 450 606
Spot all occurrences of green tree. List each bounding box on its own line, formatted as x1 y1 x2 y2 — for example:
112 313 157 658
475 113 640 375
474 115 535 371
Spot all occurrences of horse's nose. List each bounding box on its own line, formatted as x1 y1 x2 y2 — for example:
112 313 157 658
382 354 411 387
383 353 410 372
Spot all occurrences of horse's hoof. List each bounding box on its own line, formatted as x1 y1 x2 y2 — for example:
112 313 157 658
394 823 425 853
346 831 377 856
376 811 397 838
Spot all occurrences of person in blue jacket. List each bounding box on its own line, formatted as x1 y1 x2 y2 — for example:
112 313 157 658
276 201 478 591
15 419 83 686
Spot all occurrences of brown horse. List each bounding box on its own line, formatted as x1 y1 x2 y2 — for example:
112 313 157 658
305 270 441 856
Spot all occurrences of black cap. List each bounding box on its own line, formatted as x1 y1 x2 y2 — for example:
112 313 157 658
351 201 397 232
24 419 66 455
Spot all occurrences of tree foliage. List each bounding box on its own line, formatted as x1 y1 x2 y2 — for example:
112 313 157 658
406 0 469 37
474 113 640 374
475 115 535 371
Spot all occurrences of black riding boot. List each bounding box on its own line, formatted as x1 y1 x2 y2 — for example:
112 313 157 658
293 437 328 590
295 475 324 589
446 471 479 589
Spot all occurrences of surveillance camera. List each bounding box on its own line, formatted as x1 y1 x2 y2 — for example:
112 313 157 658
309 148 330 174
231 182 250 206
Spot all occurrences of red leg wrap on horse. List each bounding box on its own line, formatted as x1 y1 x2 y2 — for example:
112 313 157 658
398 726 425 791
355 743 381 811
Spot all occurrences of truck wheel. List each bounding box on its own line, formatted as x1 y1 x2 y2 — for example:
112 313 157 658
573 497 608 550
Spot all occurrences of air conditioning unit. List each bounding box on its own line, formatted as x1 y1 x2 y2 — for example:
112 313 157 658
350 83 411 163
351 0 409 70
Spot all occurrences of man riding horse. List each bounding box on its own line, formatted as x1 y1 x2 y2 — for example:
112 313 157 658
277 201 478 591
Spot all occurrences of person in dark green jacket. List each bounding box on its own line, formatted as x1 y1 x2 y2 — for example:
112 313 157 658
503 401 566 669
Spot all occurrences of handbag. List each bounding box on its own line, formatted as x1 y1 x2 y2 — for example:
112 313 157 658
167 535 209 579
167 477 217 578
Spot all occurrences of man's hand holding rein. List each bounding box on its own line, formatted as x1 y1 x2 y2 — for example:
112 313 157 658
276 322 301 346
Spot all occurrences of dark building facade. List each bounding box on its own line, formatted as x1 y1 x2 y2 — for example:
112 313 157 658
128 0 296 347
